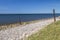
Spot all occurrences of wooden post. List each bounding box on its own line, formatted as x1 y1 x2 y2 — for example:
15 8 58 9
53 9 56 22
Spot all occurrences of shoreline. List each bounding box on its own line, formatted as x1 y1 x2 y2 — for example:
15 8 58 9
0 17 59 31
0 17 60 40
0 17 53 30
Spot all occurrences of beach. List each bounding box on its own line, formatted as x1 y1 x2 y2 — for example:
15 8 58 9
0 17 60 40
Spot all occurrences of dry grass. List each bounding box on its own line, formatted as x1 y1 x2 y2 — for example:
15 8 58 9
0 20 41 31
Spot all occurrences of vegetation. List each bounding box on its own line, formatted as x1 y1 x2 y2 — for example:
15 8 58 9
27 21 60 40
0 23 19 30
0 20 41 31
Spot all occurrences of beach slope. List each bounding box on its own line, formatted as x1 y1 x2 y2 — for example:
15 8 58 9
0 17 60 40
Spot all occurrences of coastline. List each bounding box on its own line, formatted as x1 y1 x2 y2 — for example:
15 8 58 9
0 17 60 40
0 17 54 31
0 17 59 31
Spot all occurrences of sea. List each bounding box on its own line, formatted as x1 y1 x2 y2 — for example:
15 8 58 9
0 14 60 24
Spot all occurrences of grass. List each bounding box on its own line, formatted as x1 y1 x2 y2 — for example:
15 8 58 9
0 18 50 31
0 23 19 30
0 20 41 31
27 21 60 40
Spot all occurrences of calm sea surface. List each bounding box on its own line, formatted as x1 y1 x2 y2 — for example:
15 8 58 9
0 14 60 24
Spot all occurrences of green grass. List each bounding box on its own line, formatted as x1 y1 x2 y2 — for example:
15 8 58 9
27 21 60 40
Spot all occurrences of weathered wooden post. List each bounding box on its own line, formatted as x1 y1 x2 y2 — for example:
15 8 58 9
53 9 56 22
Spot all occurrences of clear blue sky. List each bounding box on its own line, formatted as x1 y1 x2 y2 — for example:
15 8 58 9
0 0 60 13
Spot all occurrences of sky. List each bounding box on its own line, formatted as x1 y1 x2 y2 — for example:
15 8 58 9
0 0 60 14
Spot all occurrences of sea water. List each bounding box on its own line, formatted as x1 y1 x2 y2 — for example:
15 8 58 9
0 14 60 24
